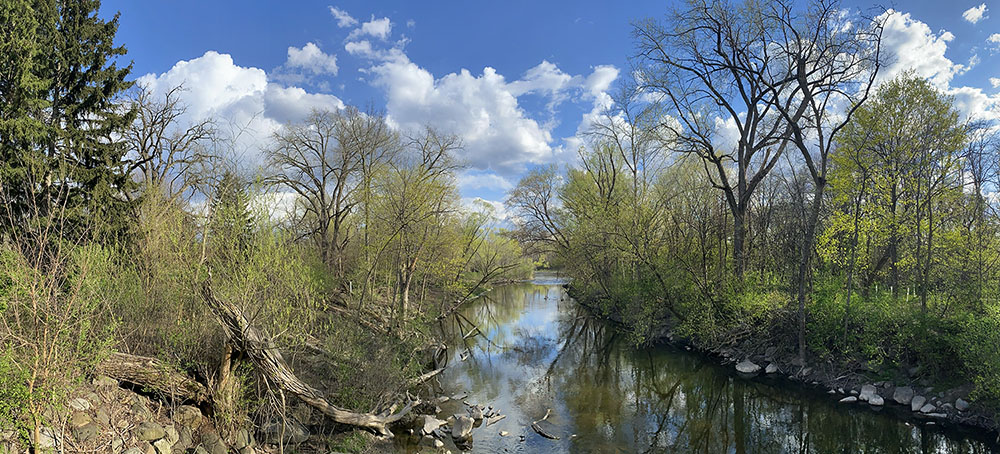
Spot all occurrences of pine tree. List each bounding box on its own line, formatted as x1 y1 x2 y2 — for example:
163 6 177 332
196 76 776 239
0 0 134 239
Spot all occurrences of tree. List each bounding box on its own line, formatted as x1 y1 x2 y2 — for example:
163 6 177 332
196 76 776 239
634 0 801 279
267 108 397 278
122 83 215 202
0 0 132 236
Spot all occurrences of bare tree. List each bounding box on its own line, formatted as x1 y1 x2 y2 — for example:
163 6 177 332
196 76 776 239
123 83 215 201
634 0 802 279
763 0 885 363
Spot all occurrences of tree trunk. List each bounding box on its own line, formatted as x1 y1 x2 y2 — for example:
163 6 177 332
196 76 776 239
97 352 209 403
796 182 825 365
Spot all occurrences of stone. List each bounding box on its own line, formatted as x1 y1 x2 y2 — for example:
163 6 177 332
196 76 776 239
152 439 171 454
911 395 927 412
859 384 877 402
233 429 253 449
136 422 165 441
765 363 779 374
926 413 948 419
137 442 155 454
839 396 858 403
95 409 111 427
72 423 98 443
893 386 914 405
736 360 761 374
920 403 936 413
869 395 884 406
258 418 309 445
433 439 444 448
163 425 179 445
942 403 954 411
172 405 203 429
420 415 445 435
468 405 484 420
68 397 92 411
132 401 153 420
499 431 509 436
192 447 209 454
122 448 144 454
174 426 193 452
850 389 859 396
956 398 970 411
451 416 475 441
92 375 118 388
112 437 124 452
38 427 59 450
70 412 92 428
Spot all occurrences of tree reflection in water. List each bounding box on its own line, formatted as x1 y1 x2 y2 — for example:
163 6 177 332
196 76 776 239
414 272 994 454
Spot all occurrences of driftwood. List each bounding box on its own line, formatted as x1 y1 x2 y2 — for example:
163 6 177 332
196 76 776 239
97 352 210 403
201 281 416 437
531 408 559 440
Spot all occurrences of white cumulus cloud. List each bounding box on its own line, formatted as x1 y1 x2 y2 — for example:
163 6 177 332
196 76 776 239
286 42 338 75
350 16 392 41
962 3 988 24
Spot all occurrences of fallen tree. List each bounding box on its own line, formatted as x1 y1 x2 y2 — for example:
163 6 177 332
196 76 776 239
200 280 417 437
97 352 210 403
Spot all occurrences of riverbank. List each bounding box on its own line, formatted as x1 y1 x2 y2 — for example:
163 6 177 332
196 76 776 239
565 282 1000 446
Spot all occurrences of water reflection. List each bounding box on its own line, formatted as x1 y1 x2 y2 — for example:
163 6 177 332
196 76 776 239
426 272 994 453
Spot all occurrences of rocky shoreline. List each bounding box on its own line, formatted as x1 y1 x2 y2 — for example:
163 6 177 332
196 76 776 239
566 284 1000 447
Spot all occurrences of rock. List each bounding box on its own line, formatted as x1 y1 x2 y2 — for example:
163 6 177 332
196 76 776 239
451 416 475 441
132 401 153 420
800 367 813 377
112 437 124 452
911 395 927 412
152 439 171 454
920 403 936 413
92 375 118 388
233 428 253 449
926 413 948 419
433 439 444 448
68 397 92 411
839 396 858 403
163 425 179 446
72 423 98 443
174 426 193 452
869 395 884 406
765 363 779 374
137 442 155 454
736 360 761 374
893 386 914 405
499 431 509 436
859 384 877 402
956 398 970 411
191 446 209 454
122 448 145 454
942 403 954 411
468 405 484 420
420 415 446 435
95 408 111 427
850 389 859 396
70 412 92 428
838 388 846 394
136 422 165 441
258 418 309 445
172 405 203 429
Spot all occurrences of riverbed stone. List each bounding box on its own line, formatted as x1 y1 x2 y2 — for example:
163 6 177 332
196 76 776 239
152 439 171 454
736 360 761 374
172 405 203 429
451 416 474 441
765 363 779 374
420 415 445 435
137 422 165 441
859 384 877 402
839 396 858 403
869 395 884 406
911 395 927 412
920 403 936 413
893 386 914 405
68 397 91 411
956 398 970 411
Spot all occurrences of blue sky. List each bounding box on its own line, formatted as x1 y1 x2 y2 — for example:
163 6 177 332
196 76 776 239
100 1 1000 215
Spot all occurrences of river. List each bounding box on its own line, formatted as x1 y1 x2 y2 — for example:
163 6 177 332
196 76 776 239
400 271 996 453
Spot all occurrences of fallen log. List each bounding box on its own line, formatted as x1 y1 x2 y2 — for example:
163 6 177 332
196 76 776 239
531 408 559 440
201 280 415 437
97 352 209 403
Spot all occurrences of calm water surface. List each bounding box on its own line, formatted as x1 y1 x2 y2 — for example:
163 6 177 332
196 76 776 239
404 271 997 453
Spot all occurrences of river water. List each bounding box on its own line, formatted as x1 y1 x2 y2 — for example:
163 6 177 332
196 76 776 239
405 271 995 453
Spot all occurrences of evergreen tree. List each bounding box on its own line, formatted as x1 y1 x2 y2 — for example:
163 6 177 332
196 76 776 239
0 0 134 238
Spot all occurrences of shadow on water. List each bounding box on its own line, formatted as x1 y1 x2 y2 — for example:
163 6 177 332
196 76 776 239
404 271 997 453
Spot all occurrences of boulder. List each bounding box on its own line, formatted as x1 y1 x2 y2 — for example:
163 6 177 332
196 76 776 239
919 403 936 414
258 418 309 445
859 384 877 402
419 415 445 435
839 396 858 403
233 428 253 449
468 405 484 421
70 412 92 428
136 422 165 441
956 398 970 411
736 360 761 375
451 416 475 441
892 386 914 405
72 423 98 443
869 395 884 406
172 405 203 429
911 395 927 412
68 397 91 411
765 363 779 374
152 439 171 454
